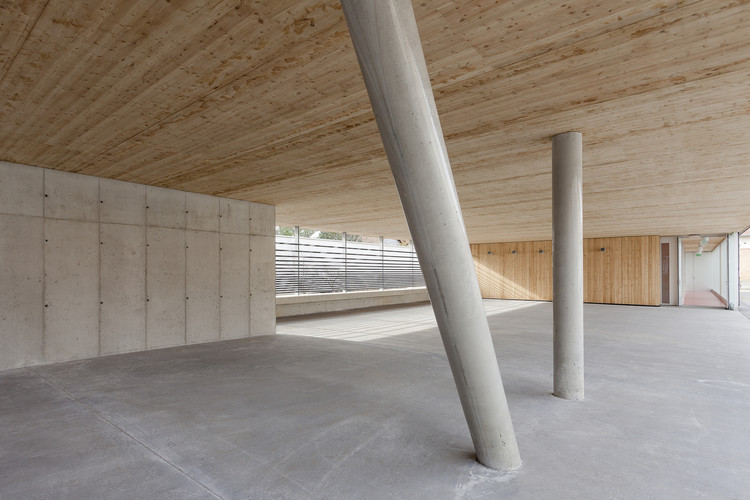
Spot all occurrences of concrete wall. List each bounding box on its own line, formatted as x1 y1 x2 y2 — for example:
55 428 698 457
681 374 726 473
0 161 275 370
277 288 429 318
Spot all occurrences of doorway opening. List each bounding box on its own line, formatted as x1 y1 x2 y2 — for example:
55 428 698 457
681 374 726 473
661 242 670 304
679 235 727 308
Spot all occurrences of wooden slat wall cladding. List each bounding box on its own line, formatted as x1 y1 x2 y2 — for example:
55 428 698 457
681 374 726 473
584 236 661 305
471 236 660 306
472 241 553 301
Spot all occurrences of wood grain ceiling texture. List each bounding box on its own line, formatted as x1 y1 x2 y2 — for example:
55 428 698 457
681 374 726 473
1 0 749 242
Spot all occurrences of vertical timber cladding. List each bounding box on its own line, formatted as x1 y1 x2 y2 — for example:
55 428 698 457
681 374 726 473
471 241 553 300
584 236 661 305
471 236 661 305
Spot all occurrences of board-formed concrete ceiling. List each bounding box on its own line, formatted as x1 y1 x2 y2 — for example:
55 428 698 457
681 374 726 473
1 1 749 242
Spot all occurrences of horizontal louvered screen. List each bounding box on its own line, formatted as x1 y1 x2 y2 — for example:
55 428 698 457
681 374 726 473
276 236 425 295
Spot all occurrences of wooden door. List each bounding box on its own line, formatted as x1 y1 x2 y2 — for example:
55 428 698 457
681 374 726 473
661 242 670 303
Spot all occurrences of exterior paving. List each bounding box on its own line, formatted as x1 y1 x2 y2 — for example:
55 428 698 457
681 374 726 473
739 290 750 321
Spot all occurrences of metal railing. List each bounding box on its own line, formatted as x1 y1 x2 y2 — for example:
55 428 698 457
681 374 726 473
276 230 425 295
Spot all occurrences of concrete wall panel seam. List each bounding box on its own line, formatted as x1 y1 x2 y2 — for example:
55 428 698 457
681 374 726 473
43 219 100 362
247 233 253 337
0 215 44 368
144 186 149 349
42 170 47 359
100 224 146 355
184 192 187 345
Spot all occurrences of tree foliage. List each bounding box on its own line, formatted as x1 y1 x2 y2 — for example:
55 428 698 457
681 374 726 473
276 226 363 241
275 226 316 237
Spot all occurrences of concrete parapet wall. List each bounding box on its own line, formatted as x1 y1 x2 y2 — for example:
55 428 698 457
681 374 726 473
276 288 429 318
0 161 276 370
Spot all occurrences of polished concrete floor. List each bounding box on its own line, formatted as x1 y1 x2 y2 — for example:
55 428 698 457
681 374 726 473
2 300 750 499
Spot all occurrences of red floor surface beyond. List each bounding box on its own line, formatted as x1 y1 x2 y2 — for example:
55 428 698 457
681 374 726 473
683 290 726 307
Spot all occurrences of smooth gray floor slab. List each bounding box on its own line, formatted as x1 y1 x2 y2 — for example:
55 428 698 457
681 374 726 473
0 370 215 499
2 300 750 499
739 290 750 321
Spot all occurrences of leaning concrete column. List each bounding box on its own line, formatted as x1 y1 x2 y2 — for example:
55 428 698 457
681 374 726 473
552 132 584 400
341 0 521 470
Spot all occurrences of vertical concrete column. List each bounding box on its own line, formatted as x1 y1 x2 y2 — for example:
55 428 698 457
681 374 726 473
552 132 584 401
410 241 415 289
294 226 300 295
341 0 521 470
380 235 385 290
727 231 739 309
342 232 348 292
677 237 685 306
